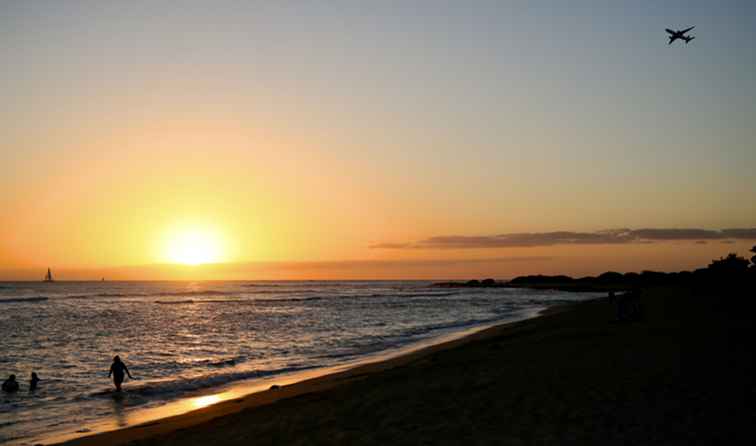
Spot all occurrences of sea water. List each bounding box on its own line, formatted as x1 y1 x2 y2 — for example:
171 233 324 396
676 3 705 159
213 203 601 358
0 281 597 444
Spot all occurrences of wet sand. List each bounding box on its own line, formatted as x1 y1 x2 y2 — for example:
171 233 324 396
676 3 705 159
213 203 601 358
60 286 756 445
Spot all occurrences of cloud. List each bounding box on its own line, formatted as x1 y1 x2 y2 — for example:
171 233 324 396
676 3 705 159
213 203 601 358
630 228 749 240
368 242 414 249
370 228 756 250
721 228 756 239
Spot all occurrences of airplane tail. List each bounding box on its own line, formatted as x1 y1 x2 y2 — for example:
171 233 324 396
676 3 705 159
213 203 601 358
684 36 695 44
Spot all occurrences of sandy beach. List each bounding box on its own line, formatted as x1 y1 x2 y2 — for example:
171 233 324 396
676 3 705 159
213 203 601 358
56 285 755 445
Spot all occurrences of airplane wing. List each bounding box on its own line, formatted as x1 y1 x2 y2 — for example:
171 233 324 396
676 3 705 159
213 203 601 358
681 26 695 34
665 28 676 35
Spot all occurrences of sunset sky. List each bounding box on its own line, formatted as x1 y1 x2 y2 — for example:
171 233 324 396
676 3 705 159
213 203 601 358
1 1 755 280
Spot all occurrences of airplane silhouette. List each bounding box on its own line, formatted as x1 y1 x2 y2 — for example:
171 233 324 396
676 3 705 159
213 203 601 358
666 26 695 45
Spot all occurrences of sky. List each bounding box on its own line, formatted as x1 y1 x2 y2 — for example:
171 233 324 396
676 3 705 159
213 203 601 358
1 1 755 280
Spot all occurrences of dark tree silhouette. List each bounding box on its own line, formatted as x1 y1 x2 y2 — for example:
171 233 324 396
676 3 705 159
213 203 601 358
707 253 750 275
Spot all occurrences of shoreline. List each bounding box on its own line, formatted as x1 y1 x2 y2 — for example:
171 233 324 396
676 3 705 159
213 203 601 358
50 304 567 446
50 286 756 445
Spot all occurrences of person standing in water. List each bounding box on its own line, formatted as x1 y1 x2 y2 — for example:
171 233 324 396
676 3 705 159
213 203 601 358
108 356 134 392
29 372 40 391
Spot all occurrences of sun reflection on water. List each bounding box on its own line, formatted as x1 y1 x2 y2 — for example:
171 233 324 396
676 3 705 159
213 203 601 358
190 394 222 409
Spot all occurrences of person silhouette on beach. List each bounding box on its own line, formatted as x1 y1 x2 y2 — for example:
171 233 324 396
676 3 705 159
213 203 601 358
2 374 19 392
108 356 134 392
29 372 40 391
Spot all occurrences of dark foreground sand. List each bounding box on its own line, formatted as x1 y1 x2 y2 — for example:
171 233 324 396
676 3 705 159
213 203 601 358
62 286 756 445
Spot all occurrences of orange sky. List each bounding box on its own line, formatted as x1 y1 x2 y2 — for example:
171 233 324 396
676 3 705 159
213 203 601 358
2 3 755 280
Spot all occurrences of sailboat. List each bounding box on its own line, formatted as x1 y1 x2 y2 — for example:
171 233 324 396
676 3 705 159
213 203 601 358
44 268 54 283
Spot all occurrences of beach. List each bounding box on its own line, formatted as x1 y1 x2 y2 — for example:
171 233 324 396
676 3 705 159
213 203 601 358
58 285 756 445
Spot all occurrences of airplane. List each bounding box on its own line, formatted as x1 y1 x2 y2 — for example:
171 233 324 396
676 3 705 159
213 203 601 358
666 26 695 45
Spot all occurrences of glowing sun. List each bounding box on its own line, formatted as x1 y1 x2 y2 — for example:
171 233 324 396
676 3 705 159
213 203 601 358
164 229 223 265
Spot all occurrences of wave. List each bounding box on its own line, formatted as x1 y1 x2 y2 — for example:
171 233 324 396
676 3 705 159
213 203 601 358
89 365 316 400
154 299 250 305
61 293 134 299
154 296 323 305
376 291 461 298
153 292 463 305
58 289 461 303
305 314 522 366
195 357 243 368
156 290 229 297
63 292 147 299
63 290 234 300
424 316 503 332
0 296 49 304
250 291 460 303
251 296 323 303
246 288 322 295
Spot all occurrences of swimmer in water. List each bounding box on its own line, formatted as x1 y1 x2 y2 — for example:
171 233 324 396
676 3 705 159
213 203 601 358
29 372 40 391
108 355 134 392
2 374 19 392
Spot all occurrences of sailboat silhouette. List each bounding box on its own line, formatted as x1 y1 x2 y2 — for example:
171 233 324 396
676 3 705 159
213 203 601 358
44 268 54 282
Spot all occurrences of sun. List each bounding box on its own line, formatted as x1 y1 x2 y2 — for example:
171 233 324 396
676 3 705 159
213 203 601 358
164 228 223 265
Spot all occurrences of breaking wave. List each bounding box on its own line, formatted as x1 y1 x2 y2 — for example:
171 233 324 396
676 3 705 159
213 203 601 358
0 296 49 304
89 365 315 400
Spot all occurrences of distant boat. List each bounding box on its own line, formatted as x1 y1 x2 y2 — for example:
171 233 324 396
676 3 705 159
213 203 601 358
44 268 54 282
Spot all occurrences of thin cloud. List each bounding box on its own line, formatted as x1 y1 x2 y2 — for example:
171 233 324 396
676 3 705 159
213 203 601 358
721 228 756 239
368 242 414 249
370 228 756 249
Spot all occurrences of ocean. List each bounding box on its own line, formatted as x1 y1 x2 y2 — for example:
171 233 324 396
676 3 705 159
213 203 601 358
0 281 597 445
